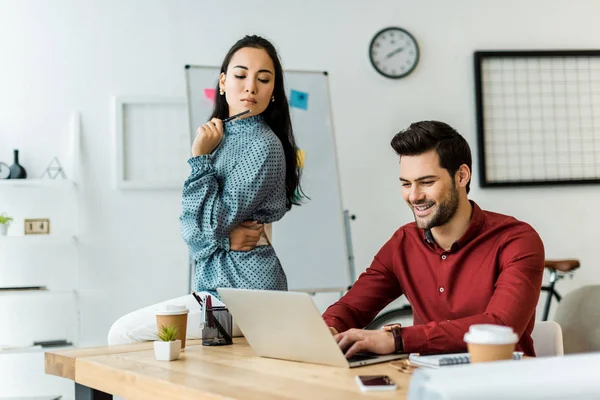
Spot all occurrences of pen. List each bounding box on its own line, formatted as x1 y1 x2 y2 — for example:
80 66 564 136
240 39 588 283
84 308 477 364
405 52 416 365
222 109 250 123
192 292 206 329
191 291 204 306
206 295 215 328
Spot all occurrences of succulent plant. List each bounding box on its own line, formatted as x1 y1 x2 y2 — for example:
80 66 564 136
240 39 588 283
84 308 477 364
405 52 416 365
157 324 178 342
0 213 13 226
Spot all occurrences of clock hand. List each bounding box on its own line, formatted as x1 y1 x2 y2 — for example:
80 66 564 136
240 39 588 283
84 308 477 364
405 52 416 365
386 47 405 59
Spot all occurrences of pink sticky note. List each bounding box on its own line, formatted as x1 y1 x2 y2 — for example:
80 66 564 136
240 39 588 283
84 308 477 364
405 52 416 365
204 88 216 102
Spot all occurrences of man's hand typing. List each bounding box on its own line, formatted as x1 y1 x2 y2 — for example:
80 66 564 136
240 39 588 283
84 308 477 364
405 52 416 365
334 329 395 358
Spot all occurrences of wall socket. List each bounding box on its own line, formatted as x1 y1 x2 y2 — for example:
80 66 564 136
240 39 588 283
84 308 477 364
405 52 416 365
24 218 51 235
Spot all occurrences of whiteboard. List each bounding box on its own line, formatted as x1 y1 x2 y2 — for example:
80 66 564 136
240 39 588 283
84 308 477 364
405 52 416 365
185 66 351 291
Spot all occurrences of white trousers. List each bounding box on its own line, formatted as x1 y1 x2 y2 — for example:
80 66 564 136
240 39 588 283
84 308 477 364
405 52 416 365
107 293 242 345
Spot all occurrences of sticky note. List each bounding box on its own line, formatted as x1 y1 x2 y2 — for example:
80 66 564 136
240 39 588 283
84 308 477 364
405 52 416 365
204 88 216 102
297 149 306 168
290 90 309 110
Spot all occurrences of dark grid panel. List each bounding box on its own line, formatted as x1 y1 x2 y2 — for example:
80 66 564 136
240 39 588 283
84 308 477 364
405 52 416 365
475 51 600 187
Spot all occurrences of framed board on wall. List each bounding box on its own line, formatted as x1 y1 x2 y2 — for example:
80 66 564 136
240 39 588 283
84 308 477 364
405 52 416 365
474 50 600 187
113 96 189 190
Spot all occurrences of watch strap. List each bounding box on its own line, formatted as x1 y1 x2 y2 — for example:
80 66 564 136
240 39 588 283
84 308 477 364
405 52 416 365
391 326 404 353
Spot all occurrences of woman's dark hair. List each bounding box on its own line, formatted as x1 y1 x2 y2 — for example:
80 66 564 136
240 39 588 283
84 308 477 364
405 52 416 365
390 121 472 193
210 35 304 208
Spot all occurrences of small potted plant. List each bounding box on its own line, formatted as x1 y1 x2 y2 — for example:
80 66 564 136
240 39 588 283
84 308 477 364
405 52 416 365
0 213 13 236
154 324 181 361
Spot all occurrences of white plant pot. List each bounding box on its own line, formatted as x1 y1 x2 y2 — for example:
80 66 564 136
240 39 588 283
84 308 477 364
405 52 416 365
154 339 181 361
0 224 8 236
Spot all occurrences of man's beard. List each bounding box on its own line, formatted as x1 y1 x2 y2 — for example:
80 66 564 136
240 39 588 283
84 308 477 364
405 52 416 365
412 186 460 230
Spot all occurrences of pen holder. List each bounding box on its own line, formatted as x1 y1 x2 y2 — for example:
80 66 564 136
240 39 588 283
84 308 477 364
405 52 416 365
202 306 233 346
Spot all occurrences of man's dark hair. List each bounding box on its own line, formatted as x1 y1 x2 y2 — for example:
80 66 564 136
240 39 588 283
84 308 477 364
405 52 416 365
390 121 472 193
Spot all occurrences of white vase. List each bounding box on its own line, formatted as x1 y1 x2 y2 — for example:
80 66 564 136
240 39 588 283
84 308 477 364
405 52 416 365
0 224 7 236
153 339 181 361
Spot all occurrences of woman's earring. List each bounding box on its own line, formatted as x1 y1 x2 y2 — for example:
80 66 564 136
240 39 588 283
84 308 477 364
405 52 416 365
271 96 275 103
219 89 225 95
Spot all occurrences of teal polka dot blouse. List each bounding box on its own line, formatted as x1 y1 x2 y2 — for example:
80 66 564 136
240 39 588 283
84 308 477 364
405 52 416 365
180 115 288 297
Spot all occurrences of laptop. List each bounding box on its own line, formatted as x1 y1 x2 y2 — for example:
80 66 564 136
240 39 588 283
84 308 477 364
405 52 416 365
217 288 407 368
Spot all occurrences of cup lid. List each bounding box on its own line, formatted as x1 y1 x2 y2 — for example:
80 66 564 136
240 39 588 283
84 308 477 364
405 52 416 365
155 304 189 316
463 324 518 345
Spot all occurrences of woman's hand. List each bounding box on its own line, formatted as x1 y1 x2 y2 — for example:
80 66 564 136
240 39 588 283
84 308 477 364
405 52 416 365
229 221 264 251
192 118 223 156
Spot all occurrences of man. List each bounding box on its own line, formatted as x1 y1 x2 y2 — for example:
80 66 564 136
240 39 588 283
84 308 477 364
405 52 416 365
322 121 545 358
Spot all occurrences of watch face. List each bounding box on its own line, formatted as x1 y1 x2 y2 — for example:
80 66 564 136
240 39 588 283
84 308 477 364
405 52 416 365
369 27 419 79
382 323 402 331
0 162 10 179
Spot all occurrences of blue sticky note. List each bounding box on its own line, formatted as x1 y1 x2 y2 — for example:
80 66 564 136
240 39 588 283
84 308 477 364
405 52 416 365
290 90 309 110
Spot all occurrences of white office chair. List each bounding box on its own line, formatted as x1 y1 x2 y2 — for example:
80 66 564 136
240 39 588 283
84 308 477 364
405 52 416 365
531 320 564 357
553 285 600 354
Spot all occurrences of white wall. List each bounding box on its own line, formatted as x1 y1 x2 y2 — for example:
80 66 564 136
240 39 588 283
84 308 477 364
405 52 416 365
1 0 599 346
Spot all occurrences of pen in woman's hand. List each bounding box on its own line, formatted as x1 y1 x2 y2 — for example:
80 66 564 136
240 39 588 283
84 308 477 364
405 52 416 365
222 109 250 123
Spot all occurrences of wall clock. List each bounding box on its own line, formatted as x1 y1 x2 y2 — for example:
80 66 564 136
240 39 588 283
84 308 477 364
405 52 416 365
369 27 420 79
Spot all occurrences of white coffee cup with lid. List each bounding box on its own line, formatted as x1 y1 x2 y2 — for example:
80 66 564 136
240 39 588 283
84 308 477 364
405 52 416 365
464 324 518 363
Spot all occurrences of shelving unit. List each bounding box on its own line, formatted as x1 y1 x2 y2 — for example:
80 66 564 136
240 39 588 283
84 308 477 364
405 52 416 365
0 179 77 189
0 348 73 399
0 112 81 400
0 235 77 245
0 288 76 297
0 344 74 355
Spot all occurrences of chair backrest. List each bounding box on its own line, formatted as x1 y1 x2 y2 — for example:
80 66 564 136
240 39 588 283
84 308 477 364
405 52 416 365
554 285 600 354
531 320 564 357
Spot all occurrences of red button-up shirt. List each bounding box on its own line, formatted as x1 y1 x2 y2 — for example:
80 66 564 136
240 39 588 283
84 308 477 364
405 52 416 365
322 202 545 356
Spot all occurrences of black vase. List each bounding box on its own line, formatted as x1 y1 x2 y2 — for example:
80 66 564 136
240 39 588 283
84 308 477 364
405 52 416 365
9 149 27 179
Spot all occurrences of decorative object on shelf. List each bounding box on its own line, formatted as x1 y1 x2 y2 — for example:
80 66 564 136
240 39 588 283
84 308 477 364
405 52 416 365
0 213 13 236
154 324 181 361
40 157 67 179
369 26 420 79
0 162 10 179
24 218 50 235
8 149 27 179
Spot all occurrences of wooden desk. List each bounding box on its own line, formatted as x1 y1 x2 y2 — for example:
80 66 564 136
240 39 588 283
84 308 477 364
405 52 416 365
45 338 412 399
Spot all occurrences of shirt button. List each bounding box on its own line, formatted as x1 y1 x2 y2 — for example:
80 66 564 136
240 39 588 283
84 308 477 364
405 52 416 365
441 255 447 260
439 287 445 293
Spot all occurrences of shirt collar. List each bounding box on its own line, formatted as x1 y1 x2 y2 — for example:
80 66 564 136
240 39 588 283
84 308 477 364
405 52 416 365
223 114 264 134
422 200 484 250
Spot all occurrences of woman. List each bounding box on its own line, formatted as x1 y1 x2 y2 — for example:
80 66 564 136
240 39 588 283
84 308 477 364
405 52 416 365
108 35 303 345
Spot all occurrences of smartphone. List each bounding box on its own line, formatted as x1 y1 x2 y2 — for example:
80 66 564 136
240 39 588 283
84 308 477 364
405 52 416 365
355 375 397 392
